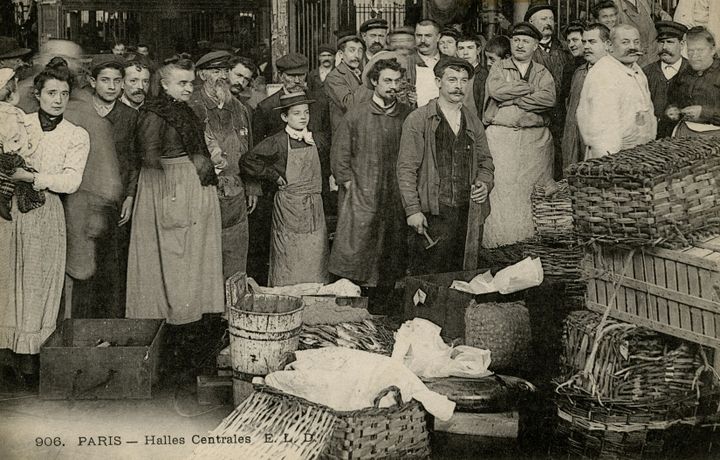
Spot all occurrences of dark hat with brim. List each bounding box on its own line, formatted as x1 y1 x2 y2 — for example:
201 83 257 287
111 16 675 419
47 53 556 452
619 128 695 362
196 50 231 69
318 43 336 56
362 50 408 88
655 20 688 40
0 36 32 59
359 18 389 33
434 57 475 78
524 4 555 22
512 22 543 41
276 53 309 75
90 53 126 72
440 27 460 40
273 92 316 111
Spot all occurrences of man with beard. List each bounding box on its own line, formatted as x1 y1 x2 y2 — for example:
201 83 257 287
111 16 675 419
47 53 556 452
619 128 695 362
121 59 151 110
482 23 555 247
408 19 449 108
360 18 388 65
593 1 620 29
251 53 330 284
189 51 259 279
577 24 656 158
562 23 611 169
325 32 370 132
666 27 720 138
329 55 411 313
68 55 139 318
643 21 688 138
398 57 494 275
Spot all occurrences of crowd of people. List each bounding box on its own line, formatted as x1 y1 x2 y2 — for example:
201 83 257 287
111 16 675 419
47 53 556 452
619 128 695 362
1 0 719 386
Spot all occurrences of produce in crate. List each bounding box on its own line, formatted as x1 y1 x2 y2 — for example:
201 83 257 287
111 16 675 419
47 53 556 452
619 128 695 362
567 137 720 247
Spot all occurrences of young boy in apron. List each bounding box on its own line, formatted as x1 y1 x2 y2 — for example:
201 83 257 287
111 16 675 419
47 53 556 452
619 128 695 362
240 92 329 286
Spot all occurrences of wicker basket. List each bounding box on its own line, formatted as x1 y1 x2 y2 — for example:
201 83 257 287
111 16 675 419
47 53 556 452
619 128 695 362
559 311 704 404
567 137 720 247
532 179 574 240
523 237 586 298
261 385 430 460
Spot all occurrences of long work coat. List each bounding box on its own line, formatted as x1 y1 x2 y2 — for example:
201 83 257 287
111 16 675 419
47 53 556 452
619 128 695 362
324 61 372 133
561 63 589 171
328 99 412 287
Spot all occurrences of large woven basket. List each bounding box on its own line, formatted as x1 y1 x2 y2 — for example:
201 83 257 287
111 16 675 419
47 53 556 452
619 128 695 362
567 137 720 247
523 237 585 298
531 179 574 240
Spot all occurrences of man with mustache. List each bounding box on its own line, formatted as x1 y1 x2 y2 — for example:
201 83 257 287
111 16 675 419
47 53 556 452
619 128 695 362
227 55 256 106
482 22 555 247
121 59 151 110
307 44 335 100
526 3 573 179
666 26 720 138
406 19 450 108
329 54 412 312
562 23 611 169
642 21 688 138
188 50 260 279
326 31 371 133
398 57 494 274
360 18 388 66
577 24 656 158
612 0 657 67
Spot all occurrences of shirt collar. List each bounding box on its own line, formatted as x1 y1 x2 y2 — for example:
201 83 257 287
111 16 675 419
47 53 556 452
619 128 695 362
663 59 682 72
418 51 440 67
605 55 642 76
92 94 115 117
285 125 315 145
120 93 143 110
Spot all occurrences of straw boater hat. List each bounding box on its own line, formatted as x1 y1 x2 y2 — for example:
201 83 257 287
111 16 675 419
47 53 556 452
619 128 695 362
361 50 409 89
273 92 315 111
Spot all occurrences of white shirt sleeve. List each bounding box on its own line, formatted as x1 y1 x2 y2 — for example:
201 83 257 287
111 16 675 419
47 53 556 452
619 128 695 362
576 68 623 157
34 125 90 194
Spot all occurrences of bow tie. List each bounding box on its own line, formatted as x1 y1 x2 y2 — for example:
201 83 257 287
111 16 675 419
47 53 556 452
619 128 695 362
285 126 315 145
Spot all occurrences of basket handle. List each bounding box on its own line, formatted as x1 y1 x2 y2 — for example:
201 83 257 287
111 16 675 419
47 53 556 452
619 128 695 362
372 385 403 408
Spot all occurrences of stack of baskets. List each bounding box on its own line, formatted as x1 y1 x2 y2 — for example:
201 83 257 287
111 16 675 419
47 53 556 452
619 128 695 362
526 179 585 304
551 310 711 460
567 137 720 248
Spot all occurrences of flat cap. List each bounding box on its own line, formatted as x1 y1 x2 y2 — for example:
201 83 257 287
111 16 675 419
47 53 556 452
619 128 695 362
318 43 336 55
273 91 315 111
196 50 231 69
0 36 31 59
276 53 309 75
440 27 460 40
655 20 688 40
359 18 389 33
90 53 125 71
511 22 543 41
336 30 364 48
434 56 475 78
524 3 555 21
389 26 415 36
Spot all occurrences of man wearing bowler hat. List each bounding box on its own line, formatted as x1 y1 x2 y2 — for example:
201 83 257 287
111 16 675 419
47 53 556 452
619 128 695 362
0 36 31 72
360 18 389 65
325 31 372 132
397 57 494 275
188 50 260 280
643 21 689 139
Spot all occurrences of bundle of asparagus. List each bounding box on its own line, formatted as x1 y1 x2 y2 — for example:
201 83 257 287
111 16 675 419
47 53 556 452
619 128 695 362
299 319 395 355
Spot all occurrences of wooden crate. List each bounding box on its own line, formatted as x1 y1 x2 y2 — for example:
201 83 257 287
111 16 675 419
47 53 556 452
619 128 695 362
583 236 720 350
40 319 164 400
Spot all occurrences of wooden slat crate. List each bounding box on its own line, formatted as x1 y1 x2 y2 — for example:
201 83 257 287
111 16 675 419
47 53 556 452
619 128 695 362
583 236 720 350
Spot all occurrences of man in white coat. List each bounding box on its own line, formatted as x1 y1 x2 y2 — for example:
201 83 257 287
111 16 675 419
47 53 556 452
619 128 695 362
577 24 656 159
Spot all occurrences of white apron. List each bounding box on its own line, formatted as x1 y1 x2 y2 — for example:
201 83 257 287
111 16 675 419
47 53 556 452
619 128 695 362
268 140 329 286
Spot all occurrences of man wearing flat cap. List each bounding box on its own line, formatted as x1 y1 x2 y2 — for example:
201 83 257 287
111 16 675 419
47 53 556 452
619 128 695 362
398 57 494 275
482 22 555 248
526 2 572 179
329 54 412 311
642 21 689 138
325 32 372 132
188 50 260 280
251 52 330 283
360 18 388 65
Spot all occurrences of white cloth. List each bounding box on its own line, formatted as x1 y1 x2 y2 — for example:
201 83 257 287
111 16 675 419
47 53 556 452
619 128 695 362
284 125 315 145
415 65 439 107
576 55 656 159
264 347 455 420
661 59 682 80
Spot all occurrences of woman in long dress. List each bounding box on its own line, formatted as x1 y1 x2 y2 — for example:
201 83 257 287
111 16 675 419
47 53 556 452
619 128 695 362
0 60 89 386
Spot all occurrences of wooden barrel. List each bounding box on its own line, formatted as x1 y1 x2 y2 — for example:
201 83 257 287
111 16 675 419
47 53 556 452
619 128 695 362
228 294 304 403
